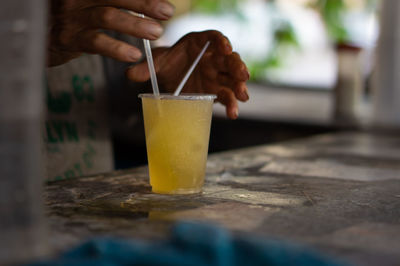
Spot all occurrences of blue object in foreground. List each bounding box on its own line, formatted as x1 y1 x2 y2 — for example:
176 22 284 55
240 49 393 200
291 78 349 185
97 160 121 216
32 221 347 266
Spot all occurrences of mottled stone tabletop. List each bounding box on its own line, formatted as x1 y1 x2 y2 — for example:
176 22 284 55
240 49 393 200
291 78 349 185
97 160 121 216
44 132 400 266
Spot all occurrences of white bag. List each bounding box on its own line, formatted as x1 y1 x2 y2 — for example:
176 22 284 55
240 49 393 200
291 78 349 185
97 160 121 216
44 54 113 181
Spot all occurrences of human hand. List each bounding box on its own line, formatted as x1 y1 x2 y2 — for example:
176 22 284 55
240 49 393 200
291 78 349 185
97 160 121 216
126 31 250 119
47 0 175 66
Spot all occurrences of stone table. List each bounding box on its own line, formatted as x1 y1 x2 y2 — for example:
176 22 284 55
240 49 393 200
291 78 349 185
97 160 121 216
44 132 400 266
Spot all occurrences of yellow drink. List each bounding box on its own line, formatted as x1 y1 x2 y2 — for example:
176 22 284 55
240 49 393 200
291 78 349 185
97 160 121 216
140 94 216 194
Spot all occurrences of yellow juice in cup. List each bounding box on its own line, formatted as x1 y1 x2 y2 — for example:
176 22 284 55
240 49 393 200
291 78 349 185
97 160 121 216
140 94 216 194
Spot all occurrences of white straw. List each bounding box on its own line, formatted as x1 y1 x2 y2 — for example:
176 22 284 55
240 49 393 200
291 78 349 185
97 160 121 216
129 12 160 96
173 41 210 96
143 37 160 96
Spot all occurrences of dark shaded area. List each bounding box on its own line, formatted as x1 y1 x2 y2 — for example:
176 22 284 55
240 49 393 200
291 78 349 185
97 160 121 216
113 116 337 170
209 117 337 153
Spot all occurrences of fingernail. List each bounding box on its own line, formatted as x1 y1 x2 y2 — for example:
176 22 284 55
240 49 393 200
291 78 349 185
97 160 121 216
242 66 250 80
146 23 163 39
157 2 175 18
129 49 141 61
241 91 249 101
233 108 239 119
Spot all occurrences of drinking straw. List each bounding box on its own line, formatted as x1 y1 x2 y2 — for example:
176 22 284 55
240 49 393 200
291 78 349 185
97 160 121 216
129 12 160 96
173 41 210 96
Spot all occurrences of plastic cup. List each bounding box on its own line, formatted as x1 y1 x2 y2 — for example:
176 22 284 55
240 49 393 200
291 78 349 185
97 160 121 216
139 93 216 194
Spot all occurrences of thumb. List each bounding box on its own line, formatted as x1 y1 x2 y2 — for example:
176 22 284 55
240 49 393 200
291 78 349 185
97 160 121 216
126 61 150 82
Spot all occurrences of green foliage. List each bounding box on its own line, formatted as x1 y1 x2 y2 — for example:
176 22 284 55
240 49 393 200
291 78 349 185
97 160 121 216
311 0 379 44
192 0 221 13
274 21 299 47
192 0 243 14
248 52 280 82
248 17 299 81
192 0 300 81
312 0 349 44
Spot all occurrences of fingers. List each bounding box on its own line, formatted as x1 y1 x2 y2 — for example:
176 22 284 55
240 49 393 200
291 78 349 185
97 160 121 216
199 63 249 102
201 32 248 82
201 30 233 55
48 0 174 66
200 58 218 80
180 30 231 57
98 0 175 20
78 31 142 62
215 85 239 120
210 53 249 81
202 79 238 120
226 52 250 81
86 7 163 40
216 73 249 102
200 51 249 103
198 33 248 82
126 61 150 82
235 82 250 101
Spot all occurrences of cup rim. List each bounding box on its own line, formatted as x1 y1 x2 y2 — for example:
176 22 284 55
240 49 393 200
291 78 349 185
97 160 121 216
138 93 217 101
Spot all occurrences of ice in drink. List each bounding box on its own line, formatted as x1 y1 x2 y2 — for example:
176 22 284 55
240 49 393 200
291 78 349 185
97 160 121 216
139 94 216 194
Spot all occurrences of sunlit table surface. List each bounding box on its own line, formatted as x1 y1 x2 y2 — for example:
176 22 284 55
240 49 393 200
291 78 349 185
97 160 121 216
45 131 400 266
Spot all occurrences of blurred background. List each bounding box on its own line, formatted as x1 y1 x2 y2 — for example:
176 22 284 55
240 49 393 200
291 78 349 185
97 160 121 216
115 0 382 169
162 0 378 89
2 1 399 263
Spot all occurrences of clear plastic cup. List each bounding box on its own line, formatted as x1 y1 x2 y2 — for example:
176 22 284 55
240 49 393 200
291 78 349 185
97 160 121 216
139 93 216 194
